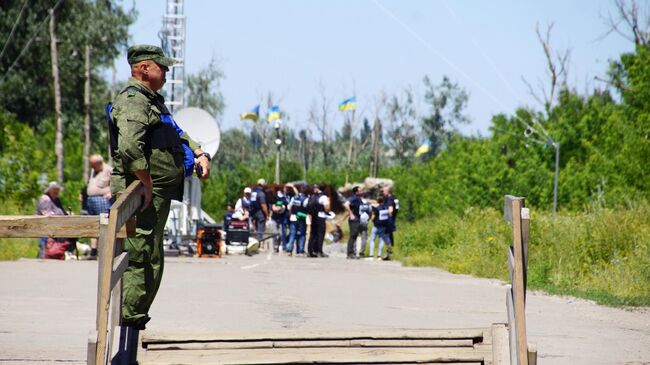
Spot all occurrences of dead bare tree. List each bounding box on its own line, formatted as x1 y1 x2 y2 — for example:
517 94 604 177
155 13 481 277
522 22 570 115
602 0 649 46
49 8 64 183
369 92 387 177
82 46 91 181
308 83 333 168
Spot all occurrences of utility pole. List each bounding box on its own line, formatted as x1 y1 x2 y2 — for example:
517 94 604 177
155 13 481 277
82 45 91 181
49 8 63 183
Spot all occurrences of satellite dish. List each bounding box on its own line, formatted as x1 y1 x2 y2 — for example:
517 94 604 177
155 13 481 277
174 107 221 156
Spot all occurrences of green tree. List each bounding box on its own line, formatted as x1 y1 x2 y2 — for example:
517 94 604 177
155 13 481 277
0 0 134 126
185 58 225 118
420 75 470 157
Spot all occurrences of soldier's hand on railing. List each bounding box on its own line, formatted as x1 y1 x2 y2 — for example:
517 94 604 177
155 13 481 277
134 170 153 211
141 183 152 211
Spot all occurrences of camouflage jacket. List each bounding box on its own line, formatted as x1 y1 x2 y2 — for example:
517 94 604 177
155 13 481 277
110 78 200 201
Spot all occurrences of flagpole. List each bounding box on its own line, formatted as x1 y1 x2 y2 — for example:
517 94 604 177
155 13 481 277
274 119 282 184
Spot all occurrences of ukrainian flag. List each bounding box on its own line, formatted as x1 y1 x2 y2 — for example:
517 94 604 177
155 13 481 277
415 139 430 157
240 105 260 122
267 105 281 121
338 96 356 111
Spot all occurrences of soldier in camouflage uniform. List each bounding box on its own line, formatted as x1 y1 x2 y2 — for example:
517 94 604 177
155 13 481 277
109 45 212 331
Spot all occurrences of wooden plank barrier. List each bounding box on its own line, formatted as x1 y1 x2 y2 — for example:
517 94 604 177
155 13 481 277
0 181 142 365
91 181 142 365
139 326 507 364
0 215 132 238
503 195 537 365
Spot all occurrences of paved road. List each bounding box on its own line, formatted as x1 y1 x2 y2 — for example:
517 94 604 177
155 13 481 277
0 254 648 364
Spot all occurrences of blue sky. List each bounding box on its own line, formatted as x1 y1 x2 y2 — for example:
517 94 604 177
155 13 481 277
115 0 632 135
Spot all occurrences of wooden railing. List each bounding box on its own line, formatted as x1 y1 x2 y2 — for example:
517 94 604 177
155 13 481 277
0 181 141 365
87 181 142 365
503 195 537 365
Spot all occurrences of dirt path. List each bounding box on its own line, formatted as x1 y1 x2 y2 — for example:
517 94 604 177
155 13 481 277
0 255 648 364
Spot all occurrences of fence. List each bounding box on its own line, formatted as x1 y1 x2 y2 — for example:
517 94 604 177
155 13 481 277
503 195 537 365
0 181 142 365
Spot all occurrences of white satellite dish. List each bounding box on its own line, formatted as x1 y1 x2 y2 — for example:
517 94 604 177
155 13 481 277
174 107 221 156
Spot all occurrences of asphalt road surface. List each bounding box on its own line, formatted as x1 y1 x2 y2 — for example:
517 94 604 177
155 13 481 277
0 253 648 364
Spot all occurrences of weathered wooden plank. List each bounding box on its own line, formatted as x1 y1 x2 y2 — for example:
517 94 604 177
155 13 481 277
139 346 488 365
145 341 276 351
349 339 474 348
0 215 130 238
145 338 475 351
95 213 118 365
507 246 515 284
506 289 517 365
110 181 143 234
110 252 129 290
87 330 98 365
503 195 522 223
142 328 488 346
527 342 537 365
491 323 510 365
273 339 351 348
510 198 529 365
521 207 530 297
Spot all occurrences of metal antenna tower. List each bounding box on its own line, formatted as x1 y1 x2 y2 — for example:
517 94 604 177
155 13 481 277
159 0 186 113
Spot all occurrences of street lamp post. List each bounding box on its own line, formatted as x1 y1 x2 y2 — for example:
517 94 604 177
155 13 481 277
274 120 282 184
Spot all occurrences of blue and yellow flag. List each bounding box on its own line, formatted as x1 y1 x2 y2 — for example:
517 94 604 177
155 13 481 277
415 139 430 157
267 105 281 121
240 105 260 122
338 96 356 111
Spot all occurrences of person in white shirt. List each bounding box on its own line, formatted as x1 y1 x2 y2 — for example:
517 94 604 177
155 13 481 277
86 154 113 258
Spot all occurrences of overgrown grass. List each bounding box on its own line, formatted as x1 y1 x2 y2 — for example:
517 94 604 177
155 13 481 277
394 204 650 307
0 199 40 261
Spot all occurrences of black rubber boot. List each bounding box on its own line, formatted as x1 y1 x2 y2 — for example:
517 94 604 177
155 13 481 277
113 326 139 365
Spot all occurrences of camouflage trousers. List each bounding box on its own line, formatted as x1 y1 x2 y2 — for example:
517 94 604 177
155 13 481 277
121 194 171 329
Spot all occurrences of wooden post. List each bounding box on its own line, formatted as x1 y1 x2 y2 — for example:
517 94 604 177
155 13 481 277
521 207 530 297
491 323 510 365
87 330 98 365
83 45 92 181
510 198 528 365
49 8 64 183
95 213 118 365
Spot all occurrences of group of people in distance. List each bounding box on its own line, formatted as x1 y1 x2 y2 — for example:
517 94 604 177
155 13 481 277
224 179 398 260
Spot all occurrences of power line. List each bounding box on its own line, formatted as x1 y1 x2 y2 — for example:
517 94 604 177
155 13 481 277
371 0 550 140
0 0 29 63
0 0 63 86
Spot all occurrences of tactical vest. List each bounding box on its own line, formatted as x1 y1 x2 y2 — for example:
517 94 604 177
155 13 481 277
291 194 308 220
105 85 195 176
249 187 264 214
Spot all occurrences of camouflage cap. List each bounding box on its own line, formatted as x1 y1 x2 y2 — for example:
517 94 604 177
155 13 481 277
127 44 177 67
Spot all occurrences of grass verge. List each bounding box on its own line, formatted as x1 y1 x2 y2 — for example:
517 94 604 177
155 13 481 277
393 204 650 307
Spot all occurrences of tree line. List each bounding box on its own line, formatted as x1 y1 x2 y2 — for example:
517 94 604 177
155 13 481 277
1 0 649 226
